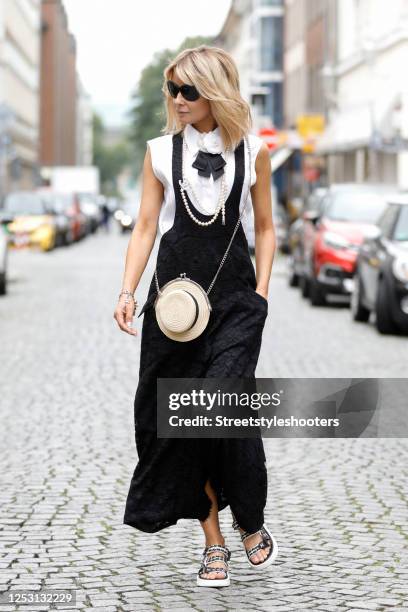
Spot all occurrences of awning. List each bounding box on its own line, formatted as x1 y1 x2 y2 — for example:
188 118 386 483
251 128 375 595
315 106 372 154
271 147 294 172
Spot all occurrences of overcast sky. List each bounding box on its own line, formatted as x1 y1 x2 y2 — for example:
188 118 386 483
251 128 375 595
64 0 232 126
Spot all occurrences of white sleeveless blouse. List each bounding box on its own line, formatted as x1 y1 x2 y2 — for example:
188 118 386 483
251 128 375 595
147 123 264 239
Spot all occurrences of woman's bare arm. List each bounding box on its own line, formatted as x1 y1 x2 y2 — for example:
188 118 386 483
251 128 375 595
251 142 276 299
114 146 164 336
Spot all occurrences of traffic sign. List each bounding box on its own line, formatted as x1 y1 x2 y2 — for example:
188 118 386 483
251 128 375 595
258 127 279 151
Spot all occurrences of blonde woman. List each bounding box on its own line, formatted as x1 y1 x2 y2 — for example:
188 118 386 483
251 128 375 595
115 45 278 587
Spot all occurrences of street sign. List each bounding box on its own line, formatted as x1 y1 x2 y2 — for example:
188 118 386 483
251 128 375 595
296 114 325 153
258 127 279 151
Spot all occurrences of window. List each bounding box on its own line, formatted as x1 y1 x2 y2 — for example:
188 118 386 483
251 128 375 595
260 16 283 71
261 81 283 127
377 204 400 238
392 206 408 241
326 191 388 223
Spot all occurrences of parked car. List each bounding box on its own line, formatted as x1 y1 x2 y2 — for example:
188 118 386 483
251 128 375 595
0 222 8 295
300 183 397 306
1 191 57 251
78 193 102 234
36 188 76 246
351 195 408 334
288 186 328 287
63 193 88 241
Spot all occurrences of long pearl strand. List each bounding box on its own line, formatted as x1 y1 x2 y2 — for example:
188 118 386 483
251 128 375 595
178 134 229 227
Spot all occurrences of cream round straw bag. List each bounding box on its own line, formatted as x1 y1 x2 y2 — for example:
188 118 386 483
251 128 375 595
153 135 252 342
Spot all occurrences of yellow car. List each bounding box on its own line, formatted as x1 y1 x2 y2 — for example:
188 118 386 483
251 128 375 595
2 191 57 251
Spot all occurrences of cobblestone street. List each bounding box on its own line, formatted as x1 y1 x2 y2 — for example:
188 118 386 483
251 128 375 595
0 228 407 611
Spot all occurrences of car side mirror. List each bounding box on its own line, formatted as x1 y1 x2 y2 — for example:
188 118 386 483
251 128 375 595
303 209 320 223
364 226 382 241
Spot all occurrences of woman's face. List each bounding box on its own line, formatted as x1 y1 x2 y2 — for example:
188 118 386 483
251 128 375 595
170 74 212 126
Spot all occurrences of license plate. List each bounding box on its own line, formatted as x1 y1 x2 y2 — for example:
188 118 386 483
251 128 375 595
14 233 29 247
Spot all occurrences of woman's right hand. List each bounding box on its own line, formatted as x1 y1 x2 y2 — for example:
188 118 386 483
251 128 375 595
114 294 138 336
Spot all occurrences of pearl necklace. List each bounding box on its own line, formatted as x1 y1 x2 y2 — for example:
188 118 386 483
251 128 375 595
178 133 230 227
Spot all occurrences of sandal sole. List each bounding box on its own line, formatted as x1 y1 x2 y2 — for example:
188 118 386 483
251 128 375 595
196 575 230 587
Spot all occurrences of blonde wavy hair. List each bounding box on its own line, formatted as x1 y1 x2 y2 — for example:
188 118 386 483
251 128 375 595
162 45 252 151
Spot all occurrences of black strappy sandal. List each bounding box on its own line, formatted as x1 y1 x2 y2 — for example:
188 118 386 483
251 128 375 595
196 543 231 587
231 514 278 570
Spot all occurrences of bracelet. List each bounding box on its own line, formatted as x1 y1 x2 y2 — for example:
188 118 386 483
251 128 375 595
119 289 138 308
119 289 134 299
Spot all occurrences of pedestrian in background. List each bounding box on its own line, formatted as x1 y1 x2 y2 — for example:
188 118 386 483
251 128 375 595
114 45 278 587
101 202 111 232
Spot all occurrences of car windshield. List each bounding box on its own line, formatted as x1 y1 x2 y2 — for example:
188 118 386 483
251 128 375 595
325 191 387 223
393 206 408 241
4 192 45 215
49 195 70 214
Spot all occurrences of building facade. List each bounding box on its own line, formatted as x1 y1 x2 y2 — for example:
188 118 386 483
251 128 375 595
284 0 337 127
76 76 93 166
40 0 77 167
0 0 41 196
316 0 408 187
282 0 337 197
216 0 284 131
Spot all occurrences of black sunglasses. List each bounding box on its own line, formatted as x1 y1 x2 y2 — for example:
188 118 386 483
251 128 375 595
166 80 200 101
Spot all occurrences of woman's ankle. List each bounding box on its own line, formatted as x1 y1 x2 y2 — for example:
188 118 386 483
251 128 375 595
205 536 225 547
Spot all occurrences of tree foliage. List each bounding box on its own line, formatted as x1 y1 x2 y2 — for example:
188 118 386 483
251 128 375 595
92 113 132 196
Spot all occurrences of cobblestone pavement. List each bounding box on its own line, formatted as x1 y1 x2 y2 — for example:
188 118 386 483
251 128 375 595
0 228 407 612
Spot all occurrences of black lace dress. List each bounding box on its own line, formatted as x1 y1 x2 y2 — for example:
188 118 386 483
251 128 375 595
123 132 269 534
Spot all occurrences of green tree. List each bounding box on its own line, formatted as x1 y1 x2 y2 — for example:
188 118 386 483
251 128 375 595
127 36 213 176
92 112 132 196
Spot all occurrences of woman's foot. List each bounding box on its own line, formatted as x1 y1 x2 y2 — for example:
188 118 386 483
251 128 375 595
200 539 228 580
237 527 270 564
197 542 231 587
231 514 278 569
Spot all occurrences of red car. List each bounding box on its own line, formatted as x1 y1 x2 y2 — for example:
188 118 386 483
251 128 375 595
300 184 399 305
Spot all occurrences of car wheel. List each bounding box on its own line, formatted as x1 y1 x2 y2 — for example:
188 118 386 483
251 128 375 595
309 275 326 306
375 277 399 334
288 256 299 287
0 272 6 296
351 273 370 322
43 240 55 252
299 275 310 298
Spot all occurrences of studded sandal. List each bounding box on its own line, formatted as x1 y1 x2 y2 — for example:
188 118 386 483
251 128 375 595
231 514 278 570
196 543 231 587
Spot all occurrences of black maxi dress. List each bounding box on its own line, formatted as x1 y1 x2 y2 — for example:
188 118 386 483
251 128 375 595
123 132 269 534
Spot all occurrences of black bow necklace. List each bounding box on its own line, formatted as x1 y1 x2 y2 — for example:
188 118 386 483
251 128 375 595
192 150 226 180
191 130 227 180
179 133 228 225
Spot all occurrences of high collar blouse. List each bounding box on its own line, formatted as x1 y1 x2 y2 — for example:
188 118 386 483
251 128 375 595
146 123 264 238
